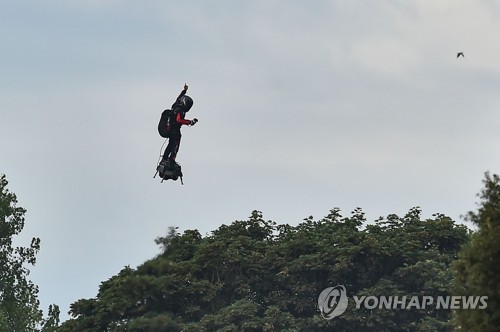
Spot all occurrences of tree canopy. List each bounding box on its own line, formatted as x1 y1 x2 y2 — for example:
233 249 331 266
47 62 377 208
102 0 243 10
453 172 500 331
60 207 470 331
0 174 59 331
7 171 500 331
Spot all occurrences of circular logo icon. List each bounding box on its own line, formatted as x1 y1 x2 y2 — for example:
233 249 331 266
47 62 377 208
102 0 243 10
318 285 348 320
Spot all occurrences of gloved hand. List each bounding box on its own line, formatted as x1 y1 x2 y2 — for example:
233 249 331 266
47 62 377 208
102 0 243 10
190 118 198 126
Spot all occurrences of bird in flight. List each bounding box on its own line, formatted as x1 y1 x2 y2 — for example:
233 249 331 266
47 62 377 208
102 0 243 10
457 52 464 58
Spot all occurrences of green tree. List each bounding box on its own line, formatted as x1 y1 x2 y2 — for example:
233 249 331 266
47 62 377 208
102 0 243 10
0 174 60 331
453 172 500 331
0 174 42 331
62 208 469 331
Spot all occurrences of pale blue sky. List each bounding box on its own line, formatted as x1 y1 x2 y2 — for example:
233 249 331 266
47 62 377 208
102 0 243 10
2 0 500 322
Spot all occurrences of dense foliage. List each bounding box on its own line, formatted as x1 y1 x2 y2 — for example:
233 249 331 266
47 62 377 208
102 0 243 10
60 206 469 331
0 174 59 331
7 171 500 331
453 172 500 331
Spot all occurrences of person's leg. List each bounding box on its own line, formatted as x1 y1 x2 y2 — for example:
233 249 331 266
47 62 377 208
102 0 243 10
163 137 176 162
168 132 182 163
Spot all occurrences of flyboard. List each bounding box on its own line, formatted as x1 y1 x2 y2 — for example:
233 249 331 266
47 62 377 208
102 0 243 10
153 140 183 184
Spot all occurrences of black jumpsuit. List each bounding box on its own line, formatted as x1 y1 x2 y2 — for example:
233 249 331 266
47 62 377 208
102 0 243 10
158 88 192 163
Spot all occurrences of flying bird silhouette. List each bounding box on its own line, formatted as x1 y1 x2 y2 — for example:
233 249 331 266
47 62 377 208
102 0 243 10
457 52 464 58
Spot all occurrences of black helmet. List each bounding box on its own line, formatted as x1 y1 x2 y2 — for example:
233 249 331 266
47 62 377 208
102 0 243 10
179 95 193 112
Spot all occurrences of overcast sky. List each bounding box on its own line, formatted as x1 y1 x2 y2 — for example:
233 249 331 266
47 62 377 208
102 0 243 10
2 0 500 321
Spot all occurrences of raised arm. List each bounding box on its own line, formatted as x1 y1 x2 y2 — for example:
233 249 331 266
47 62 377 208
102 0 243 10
171 83 189 109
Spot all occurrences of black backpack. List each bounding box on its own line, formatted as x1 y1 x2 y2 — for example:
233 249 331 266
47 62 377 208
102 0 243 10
158 109 175 138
